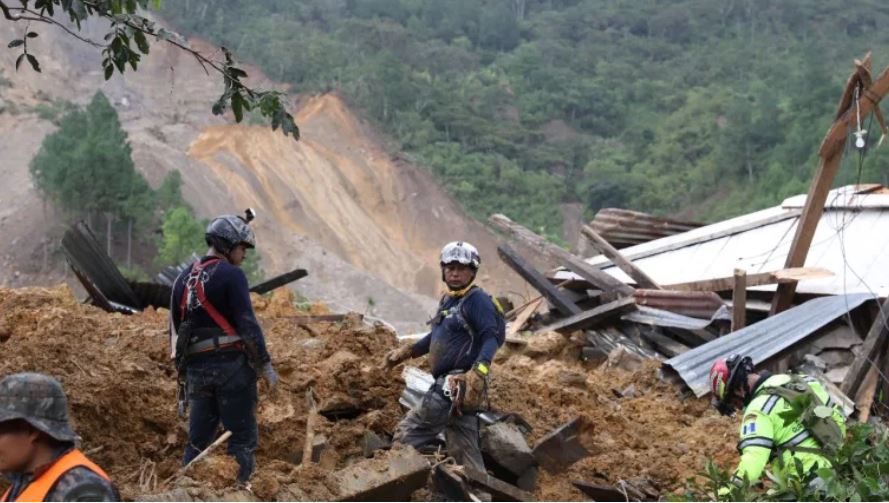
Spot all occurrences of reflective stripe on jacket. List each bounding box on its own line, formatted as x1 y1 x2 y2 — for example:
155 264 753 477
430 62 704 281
734 374 846 483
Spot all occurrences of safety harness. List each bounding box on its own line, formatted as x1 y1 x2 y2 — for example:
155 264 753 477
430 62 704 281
178 258 242 355
737 375 843 458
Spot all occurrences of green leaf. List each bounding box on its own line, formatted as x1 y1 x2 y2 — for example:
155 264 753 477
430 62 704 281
229 67 247 79
26 32 39 39
231 93 244 122
104 64 114 80
133 30 150 54
8 39 24 48
15 53 25 71
26 54 41 72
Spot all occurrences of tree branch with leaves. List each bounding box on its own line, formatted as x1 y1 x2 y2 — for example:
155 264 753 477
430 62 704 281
2 0 299 139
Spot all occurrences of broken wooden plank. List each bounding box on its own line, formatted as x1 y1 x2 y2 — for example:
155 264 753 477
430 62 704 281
773 54 889 314
498 244 583 316
580 224 661 289
532 417 591 473
573 481 634 502
249 268 308 294
334 446 430 501
507 298 544 338
535 297 637 335
285 313 358 324
664 267 834 292
490 214 634 296
460 465 534 502
732 269 747 332
302 389 318 465
842 296 889 397
855 365 880 422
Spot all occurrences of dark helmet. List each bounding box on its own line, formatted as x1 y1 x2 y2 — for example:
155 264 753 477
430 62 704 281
0 373 78 442
205 208 256 254
709 354 754 416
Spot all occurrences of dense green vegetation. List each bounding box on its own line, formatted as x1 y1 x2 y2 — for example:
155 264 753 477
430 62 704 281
30 92 263 280
679 422 889 501
161 0 889 235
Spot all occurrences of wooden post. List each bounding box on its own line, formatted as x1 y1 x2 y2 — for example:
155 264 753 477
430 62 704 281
302 388 318 465
580 225 661 289
842 297 889 397
497 244 583 316
732 269 747 332
772 54 889 314
489 214 634 296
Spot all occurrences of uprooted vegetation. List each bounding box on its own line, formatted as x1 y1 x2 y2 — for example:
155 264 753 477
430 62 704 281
0 285 740 500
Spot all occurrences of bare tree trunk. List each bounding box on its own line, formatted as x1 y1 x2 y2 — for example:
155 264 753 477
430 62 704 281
42 238 48 272
105 213 112 258
127 219 133 269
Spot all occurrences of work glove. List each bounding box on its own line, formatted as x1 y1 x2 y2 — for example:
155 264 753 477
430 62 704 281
262 362 279 390
461 363 490 411
384 344 413 369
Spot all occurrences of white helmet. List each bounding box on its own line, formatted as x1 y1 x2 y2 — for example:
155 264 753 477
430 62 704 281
440 241 480 269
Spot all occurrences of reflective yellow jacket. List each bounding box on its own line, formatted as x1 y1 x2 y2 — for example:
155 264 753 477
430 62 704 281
733 373 846 484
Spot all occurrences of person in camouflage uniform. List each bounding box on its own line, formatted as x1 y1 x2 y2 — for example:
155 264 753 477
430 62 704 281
0 373 118 502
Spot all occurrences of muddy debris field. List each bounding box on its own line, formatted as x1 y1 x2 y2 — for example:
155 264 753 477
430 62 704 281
0 286 736 500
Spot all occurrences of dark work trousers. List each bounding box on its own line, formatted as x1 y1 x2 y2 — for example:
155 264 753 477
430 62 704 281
182 352 258 483
393 380 485 471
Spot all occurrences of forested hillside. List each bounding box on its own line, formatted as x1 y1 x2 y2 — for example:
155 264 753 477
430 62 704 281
162 0 889 235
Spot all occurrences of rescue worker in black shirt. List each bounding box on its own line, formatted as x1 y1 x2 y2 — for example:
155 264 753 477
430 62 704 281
169 209 277 488
385 241 505 471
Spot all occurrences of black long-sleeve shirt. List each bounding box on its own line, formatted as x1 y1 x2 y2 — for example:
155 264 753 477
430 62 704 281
170 256 270 365
412 287 502 378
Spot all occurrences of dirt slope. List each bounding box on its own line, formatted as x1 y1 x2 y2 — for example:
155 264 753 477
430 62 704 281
0 18 516 331
0 286 736 501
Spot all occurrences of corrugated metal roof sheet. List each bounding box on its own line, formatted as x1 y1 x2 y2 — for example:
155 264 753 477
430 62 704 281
555 185 889 296
662 293 875 397
590 208 703 248
623 306 722 331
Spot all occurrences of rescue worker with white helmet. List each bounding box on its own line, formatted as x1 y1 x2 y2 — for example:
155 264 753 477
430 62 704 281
385 241 505 471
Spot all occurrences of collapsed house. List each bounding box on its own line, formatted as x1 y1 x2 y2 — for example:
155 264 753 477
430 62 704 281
493 184 889 426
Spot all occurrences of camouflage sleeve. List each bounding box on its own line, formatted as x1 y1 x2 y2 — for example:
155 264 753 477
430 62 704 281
733 410 775 483
46 467 119 502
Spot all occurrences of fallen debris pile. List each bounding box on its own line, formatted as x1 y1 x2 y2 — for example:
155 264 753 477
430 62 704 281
0 285 736 500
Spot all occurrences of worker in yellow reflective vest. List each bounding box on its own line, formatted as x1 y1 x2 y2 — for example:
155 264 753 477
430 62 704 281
709 354 846 492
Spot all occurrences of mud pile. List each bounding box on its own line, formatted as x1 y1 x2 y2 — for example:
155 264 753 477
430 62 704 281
0 286 735 500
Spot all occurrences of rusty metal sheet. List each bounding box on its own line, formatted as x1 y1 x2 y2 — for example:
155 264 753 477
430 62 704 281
590 208 702 249
633 289 725 319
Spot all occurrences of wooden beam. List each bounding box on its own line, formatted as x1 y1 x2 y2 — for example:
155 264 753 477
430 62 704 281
663 267 833 292
498 244 583 316
772 54 889 314
855 365 880 422
250 268 308 294
506 297 544 338
535 297 637 335
489 214 634 296
580 224 661 289
841 297 889 397
732 269 747 332
302 388 318 465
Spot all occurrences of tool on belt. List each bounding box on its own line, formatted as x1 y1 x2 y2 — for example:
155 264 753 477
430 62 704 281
443 373 466 417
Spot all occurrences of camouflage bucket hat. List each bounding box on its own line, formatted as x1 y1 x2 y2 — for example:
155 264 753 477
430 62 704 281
0 373 78 442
